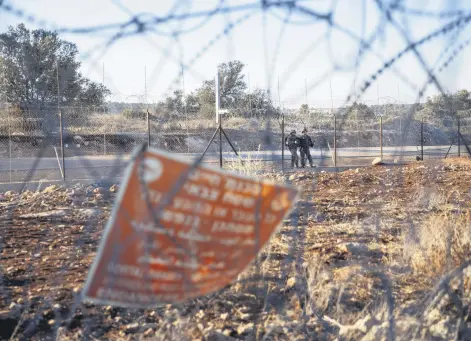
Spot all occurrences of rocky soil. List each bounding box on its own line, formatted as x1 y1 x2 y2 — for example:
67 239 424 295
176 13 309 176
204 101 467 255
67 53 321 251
1 158 471 340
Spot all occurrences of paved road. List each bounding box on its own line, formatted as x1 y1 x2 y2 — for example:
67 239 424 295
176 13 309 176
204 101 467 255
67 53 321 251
0 145 458 172
0 144 461 186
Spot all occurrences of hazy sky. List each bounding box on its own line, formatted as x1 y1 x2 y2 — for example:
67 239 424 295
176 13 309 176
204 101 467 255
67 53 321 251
1 0 471 108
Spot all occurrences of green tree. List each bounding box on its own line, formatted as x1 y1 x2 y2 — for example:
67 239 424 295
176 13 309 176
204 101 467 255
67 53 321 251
299 104 309 116
192 60 248 117
244 88 275 118
419 90 471 127
0 24 110 109
345 102 375 120
189 60 275 119
184 92 200 115
164 90 184 114
218 60 247 109
195 79 216 118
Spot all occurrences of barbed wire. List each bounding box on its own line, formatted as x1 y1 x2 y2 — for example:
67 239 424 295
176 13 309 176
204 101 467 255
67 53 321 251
351 13 471 103
393 4 467 19
2 1 471 340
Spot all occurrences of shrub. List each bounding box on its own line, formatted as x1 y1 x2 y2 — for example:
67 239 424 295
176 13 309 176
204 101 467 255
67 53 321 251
121 109 147 120
404 211 471 276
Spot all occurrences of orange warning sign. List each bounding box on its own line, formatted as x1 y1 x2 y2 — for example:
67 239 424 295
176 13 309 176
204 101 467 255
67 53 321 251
82 146 299 307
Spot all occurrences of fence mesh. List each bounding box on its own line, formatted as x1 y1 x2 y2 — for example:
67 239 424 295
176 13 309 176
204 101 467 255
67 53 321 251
2 105 471 182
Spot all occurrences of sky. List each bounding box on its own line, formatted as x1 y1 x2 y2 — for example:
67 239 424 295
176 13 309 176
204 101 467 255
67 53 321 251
1 0 471 109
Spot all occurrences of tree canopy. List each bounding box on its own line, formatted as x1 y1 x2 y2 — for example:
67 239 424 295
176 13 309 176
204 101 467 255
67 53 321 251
344 102 376 120
0 24 110 109
156 60 275 119
419 90 471 126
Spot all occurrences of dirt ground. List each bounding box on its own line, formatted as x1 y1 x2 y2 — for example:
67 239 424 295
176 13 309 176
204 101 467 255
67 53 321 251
1 158 471 340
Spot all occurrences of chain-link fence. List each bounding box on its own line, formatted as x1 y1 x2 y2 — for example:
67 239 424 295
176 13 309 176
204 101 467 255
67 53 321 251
2 104 470 184
280 111 467 169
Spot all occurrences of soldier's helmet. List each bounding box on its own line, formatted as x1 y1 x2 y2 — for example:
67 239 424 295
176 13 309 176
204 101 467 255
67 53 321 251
291 130 296 134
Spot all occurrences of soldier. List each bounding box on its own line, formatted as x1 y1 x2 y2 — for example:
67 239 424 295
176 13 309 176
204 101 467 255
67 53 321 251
299 128 314 168
285 130 299 168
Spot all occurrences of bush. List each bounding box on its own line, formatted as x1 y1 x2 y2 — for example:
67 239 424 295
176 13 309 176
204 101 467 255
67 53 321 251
121 109 147 120
404 211 471 276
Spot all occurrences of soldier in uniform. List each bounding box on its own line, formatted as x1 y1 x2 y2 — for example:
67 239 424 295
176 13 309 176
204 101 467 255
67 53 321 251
285 130 299 168
299 128 314 168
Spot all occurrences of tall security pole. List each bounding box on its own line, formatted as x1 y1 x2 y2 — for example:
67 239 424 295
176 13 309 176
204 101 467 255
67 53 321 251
57 60 65 180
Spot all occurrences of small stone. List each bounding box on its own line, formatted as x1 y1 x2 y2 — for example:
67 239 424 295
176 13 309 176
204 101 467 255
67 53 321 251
220 313 228 320
48 319 55 326
372 157 384 166
286 277 296 289
110 184 119 193
4 190 15 197
93 187 105 194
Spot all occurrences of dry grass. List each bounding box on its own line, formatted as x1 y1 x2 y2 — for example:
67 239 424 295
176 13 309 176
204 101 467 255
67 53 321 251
442 156 471 166
67 114 269 134
224 148 267 177
404 211 471 276
68 114 147 134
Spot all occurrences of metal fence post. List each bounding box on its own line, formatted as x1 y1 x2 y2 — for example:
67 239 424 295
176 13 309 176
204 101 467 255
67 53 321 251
334 114 337 167
281 112 285 171
219 112 223 168
103 131 107 155
147 109 151 147
421 117 424 161
380 116 383 160
103 105 107 155
458 116 461 157
8 107 12 183
59 109 65 180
